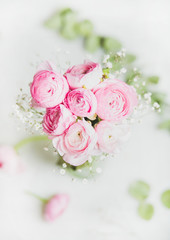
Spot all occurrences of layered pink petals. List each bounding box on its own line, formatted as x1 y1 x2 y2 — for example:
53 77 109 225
52 120 97 166
95 121 130 154
43 104 76 136
64 61 102 89
30 62 69 108
64 88 97 117
44 194 69 221
93 79 138 122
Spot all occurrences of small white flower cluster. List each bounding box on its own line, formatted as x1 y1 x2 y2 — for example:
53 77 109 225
144 92 161 113
102 49 127 77
14 89 45 134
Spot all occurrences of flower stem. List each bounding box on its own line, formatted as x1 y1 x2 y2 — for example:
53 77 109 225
25 191 48 204
14 135 49 152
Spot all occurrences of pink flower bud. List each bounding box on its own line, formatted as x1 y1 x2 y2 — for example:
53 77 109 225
0 145 22 174
44 194 69 221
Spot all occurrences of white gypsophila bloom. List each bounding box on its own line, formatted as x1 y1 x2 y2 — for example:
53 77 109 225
105 61 113 69
153 102 160 109
14 91 45 134
120 68 127 74
103 54 110 64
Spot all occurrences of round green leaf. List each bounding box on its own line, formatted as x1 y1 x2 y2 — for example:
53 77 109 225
102 37 122 53
147 76 159 85
125 54 137 64
84 35 101 53
44 13 61 30
138 202 154 220
60 24 78 40
60 8 77 25
159 120 170 131
129 180 150 201
161 190 170 208
76 20 93 37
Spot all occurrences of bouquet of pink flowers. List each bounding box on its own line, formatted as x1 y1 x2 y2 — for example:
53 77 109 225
28 60 138 167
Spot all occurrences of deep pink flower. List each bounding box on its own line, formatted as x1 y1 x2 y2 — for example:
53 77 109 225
43 104 76 136
64 88 97 117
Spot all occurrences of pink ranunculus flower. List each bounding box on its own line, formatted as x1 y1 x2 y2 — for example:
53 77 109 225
30 62 69 108
44 194 69 222
64 88 97 118
95 121 131 154
43 104 77 136
64 61 103 89
0 145 22 174
93 79 138 122
52 120 97 166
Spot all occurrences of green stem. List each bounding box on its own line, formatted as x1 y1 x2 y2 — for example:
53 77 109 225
14 135 49 152
25 191 48 204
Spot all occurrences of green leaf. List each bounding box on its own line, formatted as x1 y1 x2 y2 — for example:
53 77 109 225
147 76 159 85
76 20 93 37
125 54 137 64
60 23 78 40
60 8 72 16
84 35 101 53
60 8 77 27
151 92 166 107
161 190 170 208
102 37 122 53
138 202 154 220
129 180 150 201
159 120 170 131
44 12 61 30
112 62 123 72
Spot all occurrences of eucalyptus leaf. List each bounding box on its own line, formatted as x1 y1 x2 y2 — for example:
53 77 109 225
159 120 170 131
147 76 159 84
60 23 78 40
44 12 61 30
102 37 122 53
138 202 154 220
161 190 170 208
76 20 93 37
125 54 137 64
129 180 150 201
84 35 101 53
151 92 166 107
60 8 77 25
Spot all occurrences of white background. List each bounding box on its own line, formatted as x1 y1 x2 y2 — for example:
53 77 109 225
0 0 170 239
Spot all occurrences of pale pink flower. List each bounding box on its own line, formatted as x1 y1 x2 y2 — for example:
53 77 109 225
30 62 69 108
0 145 22 174
44 194 69 222
52 120 97 166
43 104 76 136
64 88 97 117
64 61 102 89
95 121 130 154
93 79 138 122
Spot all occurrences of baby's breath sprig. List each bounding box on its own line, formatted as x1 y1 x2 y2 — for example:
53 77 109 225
13 89 45 134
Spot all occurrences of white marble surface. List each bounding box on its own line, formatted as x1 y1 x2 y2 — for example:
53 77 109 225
0 0 170 239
